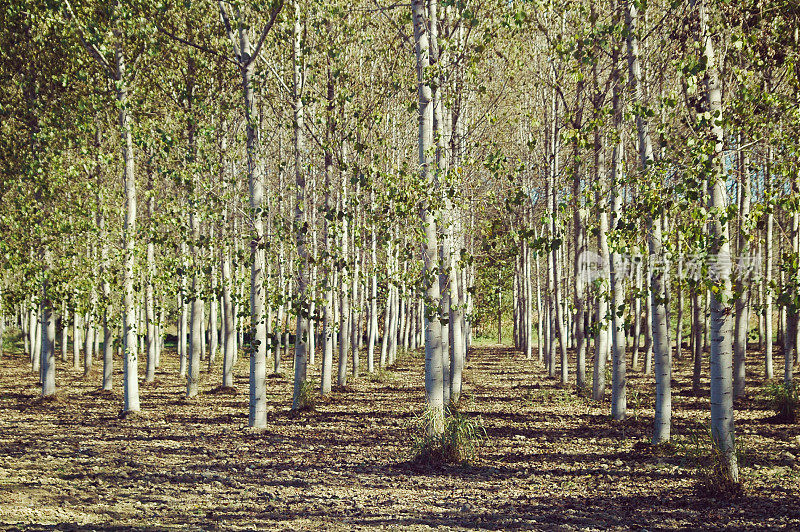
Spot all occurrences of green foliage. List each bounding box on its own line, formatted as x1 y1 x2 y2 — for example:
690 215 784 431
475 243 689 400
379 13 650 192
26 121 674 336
629 389 643 420
293 379 317 412
411 408 486 465
675 425 746 498
366 368 396 384
764 382 798 423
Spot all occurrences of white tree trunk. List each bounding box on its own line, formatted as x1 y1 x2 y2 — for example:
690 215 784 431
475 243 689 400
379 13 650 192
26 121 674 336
116 38 140 413
594 133 610 402
40 253 56 397
145 181 156 383
764 147 774 379
209 227 219 369
291 0 310 410
413 0 444 435
702 0 738 481
626 0 669 437
72 301 81 371
733 138 751 398
99 199 113 391
337 176 351 386
179 246 188 377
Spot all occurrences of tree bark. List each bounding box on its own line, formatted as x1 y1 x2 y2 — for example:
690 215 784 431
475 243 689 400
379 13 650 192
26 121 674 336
626 0 669 437
291 0 310 410
413 0 444 435
733 136 751 398
116 33 140 413
702 0 738 481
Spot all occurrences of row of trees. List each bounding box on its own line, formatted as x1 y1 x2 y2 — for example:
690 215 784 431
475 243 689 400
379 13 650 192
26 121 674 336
1 0 798 487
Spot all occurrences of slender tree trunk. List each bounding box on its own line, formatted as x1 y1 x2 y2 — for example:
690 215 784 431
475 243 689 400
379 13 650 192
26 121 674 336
187 184 202 397
320 62 335 394
0 286 4 360
733 137 751 398
40 252 56 397
764 147 774 380
367 188 378 373
633 260 642 369
702 0 738 481
291 0 310 409
59 303 67 363
675 238 684 362
594 131 610 402
84 292 95 376
626 0 669 437
243 41 267 427
209 227 219 369
450 223 465 403
99 197 113 392
72 301 81 371
116 38 140 413
145 175 156 383
337 171 351 386
610 136 627 420
692 286 702 393
221 243 235 389
221 155 235 389
179 243 188 377
413 0 443 435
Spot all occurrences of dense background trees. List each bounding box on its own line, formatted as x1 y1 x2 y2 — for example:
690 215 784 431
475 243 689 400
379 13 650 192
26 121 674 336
1 0 798 492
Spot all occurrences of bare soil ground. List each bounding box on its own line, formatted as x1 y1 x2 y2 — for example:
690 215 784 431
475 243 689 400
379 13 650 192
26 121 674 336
1 340 799 531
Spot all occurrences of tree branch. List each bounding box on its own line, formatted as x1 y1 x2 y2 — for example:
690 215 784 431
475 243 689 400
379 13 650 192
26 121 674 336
247 0 286 68
63 0 114 76
156 24 239 67
218 1 241 61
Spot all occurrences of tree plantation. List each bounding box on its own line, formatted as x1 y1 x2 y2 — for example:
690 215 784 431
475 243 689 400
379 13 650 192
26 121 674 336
1 0 799 528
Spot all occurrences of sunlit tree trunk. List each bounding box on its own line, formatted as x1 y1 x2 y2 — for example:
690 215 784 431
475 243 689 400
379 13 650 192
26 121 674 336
413 0 443 435
0 285 4 359
186 53 202 397
179 240 188 377
733 137 751 398
632 260 642 370
610 135 627 420
626 0 669 437
84 275 96 376
675 238 684 362
764 146 774 380
367 188 378 373
60 302 67 363
337 169 351 386
209 226 219 370
320 59 336 394
72 299 81 371
594 130 610 402
99 194 113 392
40 250 55 397
702 0 738 481
291 0 310 409
145 174 156 383
116 32 140 413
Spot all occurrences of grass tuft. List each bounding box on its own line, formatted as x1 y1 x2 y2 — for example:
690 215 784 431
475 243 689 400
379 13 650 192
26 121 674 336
367 368 396 384
293 379 317 412
675 425 746 499
411 407 486 466
764 382 798 423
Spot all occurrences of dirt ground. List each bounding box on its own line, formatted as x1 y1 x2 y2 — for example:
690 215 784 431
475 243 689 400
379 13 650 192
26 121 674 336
1 339 799 531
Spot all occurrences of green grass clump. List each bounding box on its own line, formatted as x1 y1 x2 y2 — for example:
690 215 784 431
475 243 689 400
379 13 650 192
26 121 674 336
293 379 317 412
675 425 746 498
764 382 798 423
367 368 396 384
411 408 486 465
